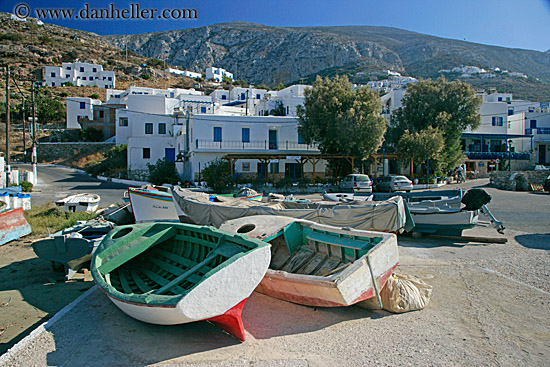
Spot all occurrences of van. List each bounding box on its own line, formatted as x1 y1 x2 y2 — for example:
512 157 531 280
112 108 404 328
340 174 372 193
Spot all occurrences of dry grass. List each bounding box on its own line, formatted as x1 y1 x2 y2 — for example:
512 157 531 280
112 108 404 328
24 203 97 238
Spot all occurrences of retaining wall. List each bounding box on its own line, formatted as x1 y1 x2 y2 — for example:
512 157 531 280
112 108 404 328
37 142 115 163
490 170 549 191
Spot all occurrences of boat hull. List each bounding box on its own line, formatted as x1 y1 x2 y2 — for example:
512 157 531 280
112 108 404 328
0 207 32 246
410 209 478 236
128 187 180 222
220 215 399 307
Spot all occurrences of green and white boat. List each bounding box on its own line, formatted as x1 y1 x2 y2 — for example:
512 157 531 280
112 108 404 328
91 222 271 341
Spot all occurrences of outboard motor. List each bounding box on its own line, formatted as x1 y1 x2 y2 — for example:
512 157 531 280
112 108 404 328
461 188 492 211
461 189 505 234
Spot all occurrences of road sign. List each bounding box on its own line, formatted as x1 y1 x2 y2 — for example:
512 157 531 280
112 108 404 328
495 159 500 164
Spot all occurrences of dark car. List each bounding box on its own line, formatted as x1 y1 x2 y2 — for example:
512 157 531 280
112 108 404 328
544 174 550 193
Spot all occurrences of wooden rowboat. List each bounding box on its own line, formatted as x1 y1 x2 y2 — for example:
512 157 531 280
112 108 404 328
220 215 399 308
0 207 32 246
91 222 271 341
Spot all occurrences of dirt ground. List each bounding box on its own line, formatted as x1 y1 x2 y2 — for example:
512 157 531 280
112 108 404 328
0 238 93 355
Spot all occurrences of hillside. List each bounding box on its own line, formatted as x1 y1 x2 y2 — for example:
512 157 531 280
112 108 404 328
107 21 550 101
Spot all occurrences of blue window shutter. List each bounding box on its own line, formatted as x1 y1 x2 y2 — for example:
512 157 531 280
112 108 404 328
214 127 222 142
242 128 250 143
165 148 175 162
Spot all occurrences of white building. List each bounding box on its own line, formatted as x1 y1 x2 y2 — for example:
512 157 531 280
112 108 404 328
44 62 115 88
165 68 202 79
66 97 102 129
206 67 234 82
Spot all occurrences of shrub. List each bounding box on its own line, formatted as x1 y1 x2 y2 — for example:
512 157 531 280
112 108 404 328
0 33 24 42
81 127 104 142
59 92 68 97
147 159 180 186
140 73 151 80
201 157 235 193
63 82 74 87
20 181 33 192
89 93 100 99
85 144 127 177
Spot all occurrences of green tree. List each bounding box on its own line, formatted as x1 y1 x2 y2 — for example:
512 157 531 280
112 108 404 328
398 127 444 172
274 82 285 91
147 159 180 186
201 157 235 193
297 75 387 161
390 77 481 170
270 101 285 116
36 93 64 124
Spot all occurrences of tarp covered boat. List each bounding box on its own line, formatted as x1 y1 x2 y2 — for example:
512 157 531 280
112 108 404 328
91 222 271 341
220 215 399 307
172 187 413 233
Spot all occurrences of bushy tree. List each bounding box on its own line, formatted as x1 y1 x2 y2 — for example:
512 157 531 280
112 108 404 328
297 75 387 161
147 159 180 186
36 93 64 124
201 157 235 193
81 127 104 142
398 127 444 171
389 77 481 170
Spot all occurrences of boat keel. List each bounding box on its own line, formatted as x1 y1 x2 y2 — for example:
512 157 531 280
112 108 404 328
206 298 248 341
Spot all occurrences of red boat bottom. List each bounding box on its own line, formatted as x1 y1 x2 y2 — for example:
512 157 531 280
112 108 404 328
206 298 248 341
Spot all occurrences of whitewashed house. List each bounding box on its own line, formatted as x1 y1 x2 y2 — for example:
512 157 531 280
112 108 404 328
44 62 115 88
206 67 234 82
66 97 102 129
165 68 202 79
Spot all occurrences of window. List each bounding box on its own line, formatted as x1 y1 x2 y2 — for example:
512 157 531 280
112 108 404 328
497 97 502 102
242 162 250 171
213 127 222 142
298 132 304 144
214 69 219 75
92 67 97 72
66 74 70 78
158 123 166 134
108 77 112 81
530 120 537 128
80 67 84 72
145 123 153 134
98 110 104 119
221 95 227 100
200 106 207 113
89 77 94 80
492 117 504 126
508 108 514 116
242 128 250 143
51 72 56 77
241 93 246 100
66 66 71 70
119 117 128 126
82 77 86 80
52 82 55 86
79 102 86 109
143 148 151 159
256 94 261 99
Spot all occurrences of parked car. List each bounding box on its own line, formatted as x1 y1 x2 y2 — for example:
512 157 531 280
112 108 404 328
340 174 372 193
376 175 413 193
544 174 550 193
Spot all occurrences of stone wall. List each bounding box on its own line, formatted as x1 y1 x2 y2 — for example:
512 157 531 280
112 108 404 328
37 142 116 163
490 170 549 191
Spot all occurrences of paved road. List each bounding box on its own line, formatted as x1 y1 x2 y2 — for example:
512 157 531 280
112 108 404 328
12 164 129 208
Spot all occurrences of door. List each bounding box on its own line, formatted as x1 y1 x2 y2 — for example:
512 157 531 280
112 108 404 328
539 145 547 164
257 163 266 179
269 130 277 150
165 148 176 162
285 163 302 182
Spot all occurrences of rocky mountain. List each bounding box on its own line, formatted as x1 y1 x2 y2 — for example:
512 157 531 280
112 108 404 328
107 22 550 87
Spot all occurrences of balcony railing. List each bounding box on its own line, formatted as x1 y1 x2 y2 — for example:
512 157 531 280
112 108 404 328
464 151 531 160
195 139 319 151
525 128 550 135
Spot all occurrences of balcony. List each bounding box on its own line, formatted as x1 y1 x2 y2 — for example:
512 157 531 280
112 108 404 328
464 151 531 160
525 128 550 135
194 139 319 152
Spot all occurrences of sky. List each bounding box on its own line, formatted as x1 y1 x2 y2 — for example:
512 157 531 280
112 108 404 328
1 0 550 52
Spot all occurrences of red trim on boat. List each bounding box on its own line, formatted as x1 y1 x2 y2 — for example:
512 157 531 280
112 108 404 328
206 298 248 341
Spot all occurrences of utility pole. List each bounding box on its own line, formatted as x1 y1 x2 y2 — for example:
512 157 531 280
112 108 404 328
31 81 37 181
21 96 26 163
5 66 11 187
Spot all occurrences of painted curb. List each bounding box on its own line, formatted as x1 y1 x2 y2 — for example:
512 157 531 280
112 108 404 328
0 286 98 365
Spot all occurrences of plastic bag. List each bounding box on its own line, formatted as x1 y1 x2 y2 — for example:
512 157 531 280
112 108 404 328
380 273 433 313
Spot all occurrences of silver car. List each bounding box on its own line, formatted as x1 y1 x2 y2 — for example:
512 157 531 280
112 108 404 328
340 174 372 193
376 175 413 193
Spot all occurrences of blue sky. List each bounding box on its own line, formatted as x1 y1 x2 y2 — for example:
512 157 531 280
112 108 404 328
1 0 550 51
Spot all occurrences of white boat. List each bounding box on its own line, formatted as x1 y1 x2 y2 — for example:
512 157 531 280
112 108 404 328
409 207 479 236
127 186 183 223
220 215 399 307
55 193 100 212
